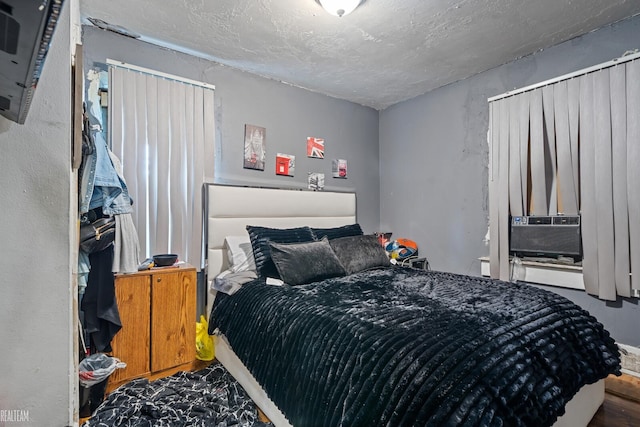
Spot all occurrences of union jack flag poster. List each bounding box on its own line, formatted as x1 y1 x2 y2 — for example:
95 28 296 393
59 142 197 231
306 137 325 159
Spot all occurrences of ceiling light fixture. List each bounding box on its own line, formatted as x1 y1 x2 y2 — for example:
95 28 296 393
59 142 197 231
317 0 363 17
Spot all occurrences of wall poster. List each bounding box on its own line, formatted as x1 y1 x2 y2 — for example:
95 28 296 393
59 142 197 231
306 137 325 159
332 159 347 178
243 124 266 170
276 153 295 176
308 172 325 191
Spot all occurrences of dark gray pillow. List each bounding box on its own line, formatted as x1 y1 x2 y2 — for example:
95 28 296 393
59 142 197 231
311 223 363 240
269 237 346 285
246 225 315 279
329 234 390 275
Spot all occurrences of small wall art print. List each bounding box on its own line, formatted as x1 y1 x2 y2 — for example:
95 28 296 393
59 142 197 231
307 137 325 159
332 159 347 179
308 172 325 191
276 153 295 176
244 124 266 171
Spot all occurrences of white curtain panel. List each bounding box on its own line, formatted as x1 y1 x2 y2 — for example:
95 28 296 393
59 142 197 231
567 78 581 210
489 102 501 280
489 56 639 299
553 80 578 215
109 66 215 270
518 91 530 214
593 69 616 300
498 98 511 280
627 60 640 293
609 65 630 297
487 97 513 281
542 85 558 215
579 72 598 296
508 95 523 217
529 88 547 215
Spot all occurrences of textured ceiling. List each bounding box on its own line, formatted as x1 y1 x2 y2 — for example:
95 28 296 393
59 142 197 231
79 0 640 110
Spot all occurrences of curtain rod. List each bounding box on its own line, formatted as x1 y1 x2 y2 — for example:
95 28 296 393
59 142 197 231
106 59 216 91
488 50 640 102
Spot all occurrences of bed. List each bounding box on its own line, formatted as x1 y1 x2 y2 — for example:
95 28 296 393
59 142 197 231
204 184 620 427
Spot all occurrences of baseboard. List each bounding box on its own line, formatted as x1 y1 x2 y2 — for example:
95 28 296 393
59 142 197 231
618 343 640 376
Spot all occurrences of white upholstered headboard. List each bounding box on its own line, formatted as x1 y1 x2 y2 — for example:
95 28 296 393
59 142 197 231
205 184 357 306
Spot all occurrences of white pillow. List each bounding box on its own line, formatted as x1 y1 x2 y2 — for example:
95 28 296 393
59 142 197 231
224 235 256 273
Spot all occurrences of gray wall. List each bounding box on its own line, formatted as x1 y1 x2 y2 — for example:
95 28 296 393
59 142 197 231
530 283 638 347
379 15 640 346
0 3 75 425
82 27 381 235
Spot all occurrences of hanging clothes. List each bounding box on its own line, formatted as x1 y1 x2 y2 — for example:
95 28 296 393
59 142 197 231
78 129 140 274
108 147 140 273
77 96 139 356
113 214 140 274
79 131 133 216
81 245 121 353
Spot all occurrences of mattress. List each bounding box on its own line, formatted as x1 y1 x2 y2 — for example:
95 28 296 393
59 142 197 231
209 266 620 427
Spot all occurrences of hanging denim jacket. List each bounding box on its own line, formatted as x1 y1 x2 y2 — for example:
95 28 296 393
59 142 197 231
79 131 133 216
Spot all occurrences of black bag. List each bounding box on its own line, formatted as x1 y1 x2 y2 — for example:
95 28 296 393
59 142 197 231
80 217 116 253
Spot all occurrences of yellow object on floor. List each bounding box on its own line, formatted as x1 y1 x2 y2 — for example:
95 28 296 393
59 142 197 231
196 315 215 361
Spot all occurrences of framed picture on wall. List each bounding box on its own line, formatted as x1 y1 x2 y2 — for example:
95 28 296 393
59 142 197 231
276 153 295 176
332 159 347 178
307 137 325 159
244 124 266 170
308 172 325 191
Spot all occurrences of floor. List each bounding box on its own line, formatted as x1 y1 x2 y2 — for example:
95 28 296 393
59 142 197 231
588 392 640 427
588 373 640 427
83 394 640 427
81 371 640 426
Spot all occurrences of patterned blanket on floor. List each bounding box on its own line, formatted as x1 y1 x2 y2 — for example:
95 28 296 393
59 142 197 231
83 362 272 427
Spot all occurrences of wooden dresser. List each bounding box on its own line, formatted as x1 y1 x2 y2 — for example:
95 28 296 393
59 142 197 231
107 263 198 391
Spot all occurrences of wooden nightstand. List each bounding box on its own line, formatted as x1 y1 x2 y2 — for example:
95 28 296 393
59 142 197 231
107 263 198 392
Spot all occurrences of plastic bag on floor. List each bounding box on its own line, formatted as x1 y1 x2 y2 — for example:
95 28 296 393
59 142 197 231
79 353 126 388
196 315 215 361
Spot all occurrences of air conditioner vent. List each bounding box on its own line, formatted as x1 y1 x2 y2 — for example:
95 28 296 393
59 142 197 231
510 215 582 260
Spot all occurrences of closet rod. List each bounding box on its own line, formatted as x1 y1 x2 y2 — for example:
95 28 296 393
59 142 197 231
106 59 216 90
488 50 640 102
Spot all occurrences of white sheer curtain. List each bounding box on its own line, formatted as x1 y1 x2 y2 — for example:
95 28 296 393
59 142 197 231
109 65 215 270
489 55 640 300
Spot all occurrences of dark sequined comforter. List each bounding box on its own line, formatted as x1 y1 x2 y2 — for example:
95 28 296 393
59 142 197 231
209 267 620 427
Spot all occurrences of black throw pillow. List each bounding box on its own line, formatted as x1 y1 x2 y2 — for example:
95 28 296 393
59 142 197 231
311 223 363 240
330 234 391 275
269 237 346 285
246 225 315 279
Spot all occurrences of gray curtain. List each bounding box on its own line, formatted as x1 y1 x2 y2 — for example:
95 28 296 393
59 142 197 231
109 65 215 270
489 57 638 299
627 60 640 294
